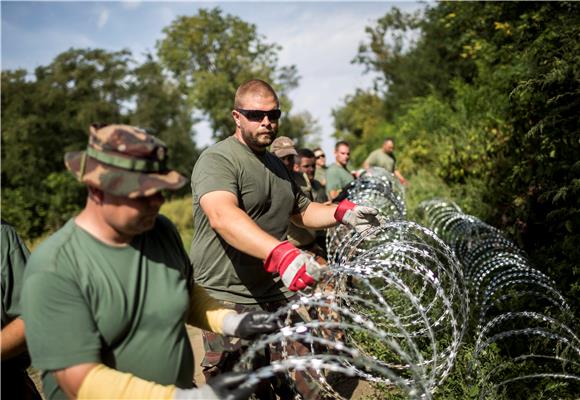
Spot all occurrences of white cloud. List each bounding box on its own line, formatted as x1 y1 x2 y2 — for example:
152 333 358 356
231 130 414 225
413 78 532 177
97 8 110 29
121 0 141 10
257 6 385 161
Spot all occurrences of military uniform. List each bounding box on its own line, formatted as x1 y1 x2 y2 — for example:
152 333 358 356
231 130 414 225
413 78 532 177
23 216 196 399
1 221 42 400
364 148 396 172
22 125 263 400
325 163 354 198
190 136 317 397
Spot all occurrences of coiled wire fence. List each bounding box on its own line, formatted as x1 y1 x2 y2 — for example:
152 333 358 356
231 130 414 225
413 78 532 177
417 199 580 398
234 168 579 399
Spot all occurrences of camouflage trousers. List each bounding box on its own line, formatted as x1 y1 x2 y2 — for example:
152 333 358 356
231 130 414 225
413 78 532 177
201 297 321 400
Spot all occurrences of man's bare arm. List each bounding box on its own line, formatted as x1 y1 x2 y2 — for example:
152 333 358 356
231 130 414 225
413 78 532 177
200 191 280 260
54 363 99 399
290 202 338 230
0 318 27 360
394 170 408 185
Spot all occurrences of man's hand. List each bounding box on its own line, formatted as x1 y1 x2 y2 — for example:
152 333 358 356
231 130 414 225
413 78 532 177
175 372 256 400
334 199 380 233
222 311 279 339
264 241 325 291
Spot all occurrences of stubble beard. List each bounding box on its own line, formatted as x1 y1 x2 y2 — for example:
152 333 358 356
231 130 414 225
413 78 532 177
241 126 276 152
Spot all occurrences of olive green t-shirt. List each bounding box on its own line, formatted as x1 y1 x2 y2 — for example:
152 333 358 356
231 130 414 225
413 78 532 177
311 179 328 203
22 216 194 400
1 221 32 371
314 166 327 186
287 172 316 247
365 148 396 172
326 163 354 197
190 136 311 304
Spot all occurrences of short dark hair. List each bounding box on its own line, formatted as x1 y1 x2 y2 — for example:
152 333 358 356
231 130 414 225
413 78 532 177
234 79 279 109
335 140 349 150
296 148 315 164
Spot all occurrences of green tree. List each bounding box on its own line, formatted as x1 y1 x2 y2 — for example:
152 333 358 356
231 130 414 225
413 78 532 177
331 89 388 166
2 47 205 238
353 5 477 118
2 49 133 238
129 54 199 190
157 7 301 141
278 111 321 149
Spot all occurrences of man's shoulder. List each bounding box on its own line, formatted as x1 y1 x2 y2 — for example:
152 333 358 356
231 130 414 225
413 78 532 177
153 214 178 234
368 148 384 158
1 221 23 250
327 163 348 174
26 220 78 275
199 137 238 158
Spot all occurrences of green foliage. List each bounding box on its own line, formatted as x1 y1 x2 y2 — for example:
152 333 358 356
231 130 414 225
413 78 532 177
157 7 303 141
129 54 199 196
331 89 389 167
277 111 322 149
159 196 194 248
1 48 199 240
342 2 579 315
3 9 319 242
42 172 85 232
337 3 579 397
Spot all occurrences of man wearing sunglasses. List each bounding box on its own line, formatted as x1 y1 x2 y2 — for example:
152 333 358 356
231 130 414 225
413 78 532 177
189 79 380 396
313 147 327 187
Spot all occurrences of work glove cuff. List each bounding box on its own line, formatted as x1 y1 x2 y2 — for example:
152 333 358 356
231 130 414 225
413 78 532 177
334 199 356 223
263 240 299 273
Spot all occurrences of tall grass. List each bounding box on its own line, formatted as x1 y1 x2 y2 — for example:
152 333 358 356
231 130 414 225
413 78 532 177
161 195 194 248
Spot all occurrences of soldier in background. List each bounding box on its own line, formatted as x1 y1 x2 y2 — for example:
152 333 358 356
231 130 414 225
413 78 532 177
294 148 330 257
1 221 43 400
326 141 354 201
270 139 328 261
312 147 327 187
363 137 408 185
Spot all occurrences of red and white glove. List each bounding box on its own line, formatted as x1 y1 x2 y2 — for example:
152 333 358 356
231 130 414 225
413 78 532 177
334 199 380 233
264 241 324 291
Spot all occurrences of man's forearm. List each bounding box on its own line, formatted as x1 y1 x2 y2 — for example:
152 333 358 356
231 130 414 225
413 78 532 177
1 318 27 360
207 203 280 260
292 202 338 230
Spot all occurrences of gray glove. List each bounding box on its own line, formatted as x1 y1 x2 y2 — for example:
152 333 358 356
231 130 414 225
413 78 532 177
222 311 279 339
174 372 255 400
334 199 380 233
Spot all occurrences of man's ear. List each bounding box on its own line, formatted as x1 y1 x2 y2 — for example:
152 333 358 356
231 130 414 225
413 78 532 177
87 186 105 205
232 110 241 128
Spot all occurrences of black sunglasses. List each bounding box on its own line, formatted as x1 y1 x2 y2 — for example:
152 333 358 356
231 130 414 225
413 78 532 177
235 108 281 122
315 154 325 159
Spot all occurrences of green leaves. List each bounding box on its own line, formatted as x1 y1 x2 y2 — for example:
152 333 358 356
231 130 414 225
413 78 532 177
156 7 300 141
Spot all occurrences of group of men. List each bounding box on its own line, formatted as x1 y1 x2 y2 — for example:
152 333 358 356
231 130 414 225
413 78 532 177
2 79 406 400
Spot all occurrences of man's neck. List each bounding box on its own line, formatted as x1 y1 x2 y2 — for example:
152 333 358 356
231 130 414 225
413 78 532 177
233 132 266 155
75 205 132 247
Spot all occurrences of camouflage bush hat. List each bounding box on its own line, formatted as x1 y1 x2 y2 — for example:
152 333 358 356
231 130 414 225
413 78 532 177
270 136 297 158
65 124 187 198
